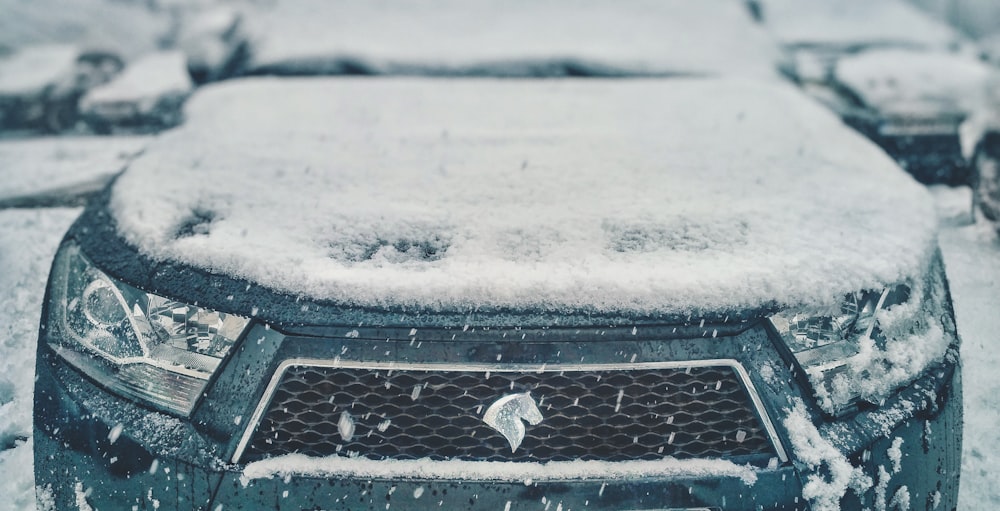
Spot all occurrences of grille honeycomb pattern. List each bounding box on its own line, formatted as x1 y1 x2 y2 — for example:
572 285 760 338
244 365 775 463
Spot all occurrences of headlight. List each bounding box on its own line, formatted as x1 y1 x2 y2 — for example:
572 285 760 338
769 284 918 416
45 243 250 416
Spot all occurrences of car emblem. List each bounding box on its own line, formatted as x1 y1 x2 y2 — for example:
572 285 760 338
482 392 544 453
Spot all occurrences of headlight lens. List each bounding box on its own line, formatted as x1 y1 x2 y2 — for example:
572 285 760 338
769 284 915 416
45 243 250 416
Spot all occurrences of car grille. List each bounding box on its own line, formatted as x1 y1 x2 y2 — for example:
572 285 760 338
241 362 778 463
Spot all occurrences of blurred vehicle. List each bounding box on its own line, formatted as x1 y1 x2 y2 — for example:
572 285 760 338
0 136 147 208
0 0 171 61
239 0 784 79
177 6 249 84
0 45 123 133
758 0 987 185
79 51 194 134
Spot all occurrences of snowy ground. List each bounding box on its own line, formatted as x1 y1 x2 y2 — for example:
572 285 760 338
0 207 83 511
931 189 1000 509
0 186 996 510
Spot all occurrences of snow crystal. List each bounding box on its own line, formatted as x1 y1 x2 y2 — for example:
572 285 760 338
34 483 55 511
242 453 757 486
111 78 938 316
890 486 911 511
875 465 892 511
107 423 124 445
243 0 782 80
73 482 93 511
337 411 355 442
783 398 872 511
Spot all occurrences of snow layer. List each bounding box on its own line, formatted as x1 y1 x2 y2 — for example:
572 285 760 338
0 45 78 96
933 188 1000 510
243 0 782 79
111 77 938 316
80 52 194 112
835 49 996 116
242 453 758 486
0 136 149 203
759 0 963 49
0 208 83 511
783 398 872 511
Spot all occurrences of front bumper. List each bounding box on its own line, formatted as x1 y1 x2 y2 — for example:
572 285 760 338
33 320 962 511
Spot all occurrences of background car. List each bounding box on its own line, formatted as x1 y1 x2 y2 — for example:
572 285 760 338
79 51 194 133
757 0 990 185
0 46 123 133
238 0 783 79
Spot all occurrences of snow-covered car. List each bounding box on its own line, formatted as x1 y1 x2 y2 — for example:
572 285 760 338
33 77 961 511
832 49 997 187
758 0 985 185
0 45 123 133
0 136 147 208
79 51 194 133
239 0 783 79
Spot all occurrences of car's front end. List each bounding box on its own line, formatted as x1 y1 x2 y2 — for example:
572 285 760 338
33 73 962 510
35 184 961 511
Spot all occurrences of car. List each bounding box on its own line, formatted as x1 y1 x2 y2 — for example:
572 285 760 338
238 0 782 79
831 47 997 186
973 130 1000 225
0 45 123 133
33 76 961 511
0 135 148 208
757 0 987 185
78 51 194 134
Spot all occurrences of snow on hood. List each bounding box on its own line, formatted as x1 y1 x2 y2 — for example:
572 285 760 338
243 0 783 80
835 48 997 116
760 0 963 50
110 77 938 316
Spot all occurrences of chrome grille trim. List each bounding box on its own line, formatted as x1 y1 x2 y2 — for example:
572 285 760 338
232 358 788 465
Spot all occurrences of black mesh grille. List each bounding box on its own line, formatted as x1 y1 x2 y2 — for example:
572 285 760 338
243 364 776 463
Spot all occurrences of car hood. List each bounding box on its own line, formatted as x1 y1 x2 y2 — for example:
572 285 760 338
109 77 938 317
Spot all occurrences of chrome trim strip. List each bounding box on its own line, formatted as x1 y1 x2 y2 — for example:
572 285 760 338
232 358 788 466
